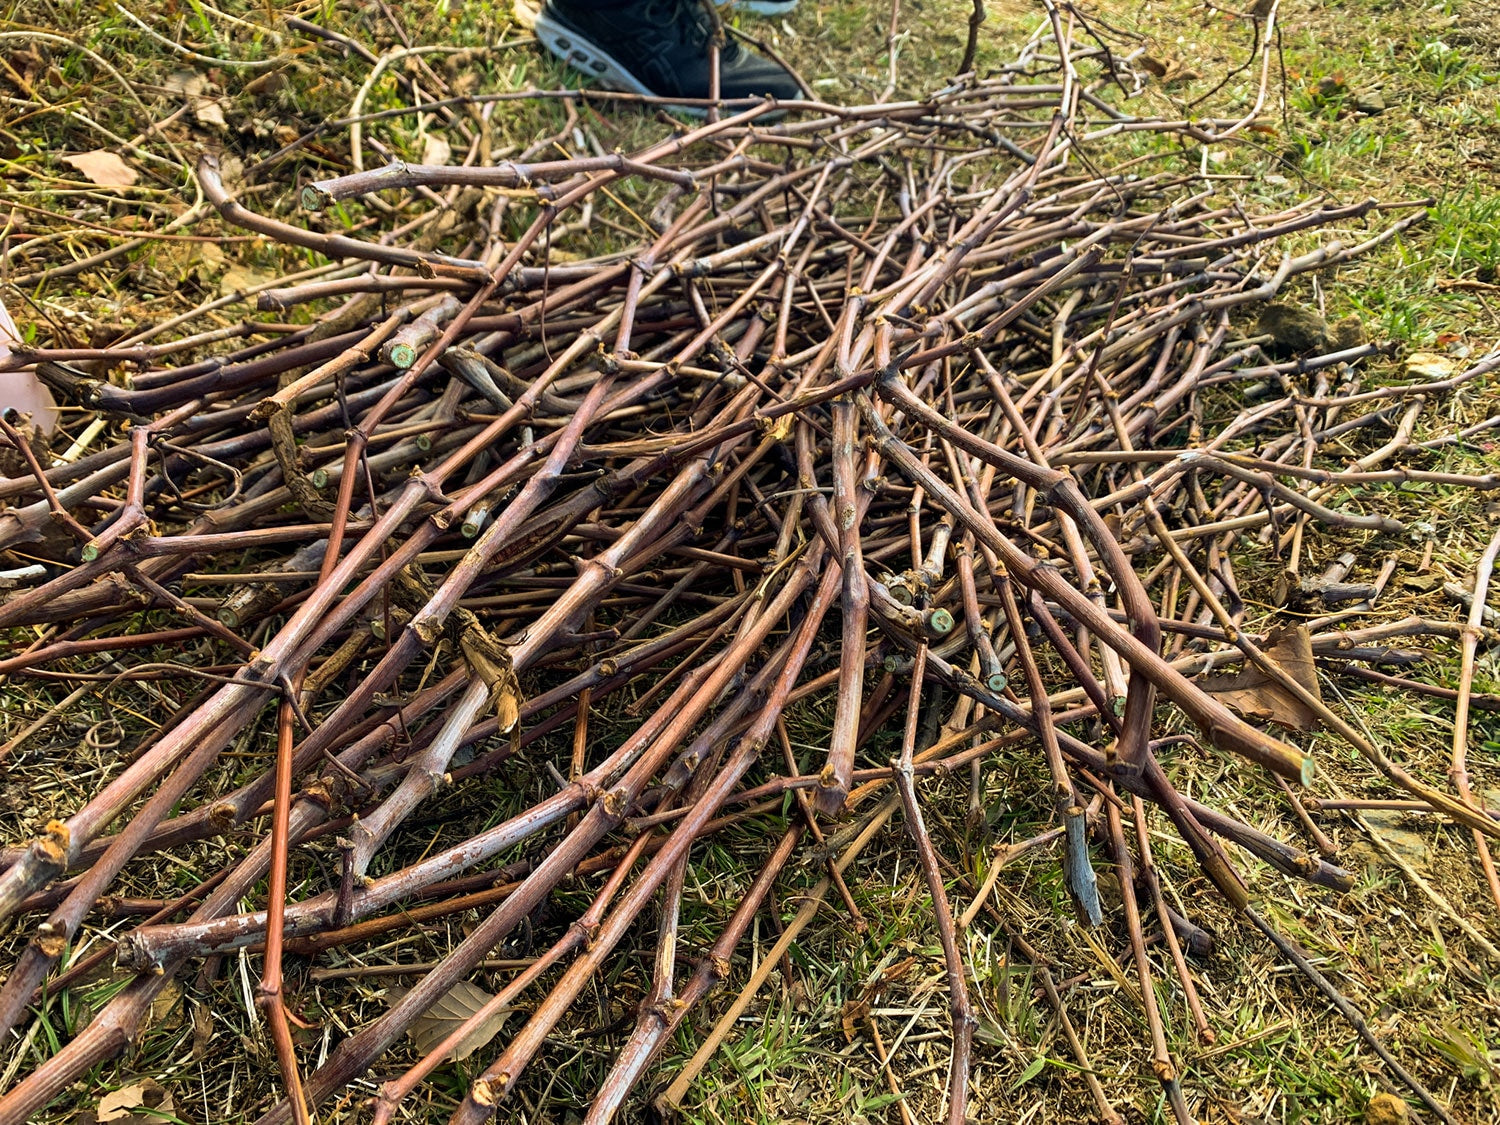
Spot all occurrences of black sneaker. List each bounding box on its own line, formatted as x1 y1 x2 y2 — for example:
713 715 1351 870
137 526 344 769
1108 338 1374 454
535 0 801 109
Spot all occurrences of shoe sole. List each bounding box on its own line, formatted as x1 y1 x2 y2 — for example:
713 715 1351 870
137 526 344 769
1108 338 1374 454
534 9 707 117
724 0 798 13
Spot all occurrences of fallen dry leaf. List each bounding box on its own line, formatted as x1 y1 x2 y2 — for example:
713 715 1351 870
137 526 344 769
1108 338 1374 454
1201 624 1321 731
839 996 870 1042
61 150 137 188
163 69 202 96
193 241 228 285
165 69 229 132
389 980 514 1062
96 1085 146 1123
421 133 452 167
243 68 289 99
193 96 228 131
1405 352 1457 380
95 1078 172 1123
220 263 278 298
460 627 521 734
144 978 183 1034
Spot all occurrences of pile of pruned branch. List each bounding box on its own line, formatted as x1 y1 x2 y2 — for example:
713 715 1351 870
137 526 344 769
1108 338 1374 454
2 11 1499 1125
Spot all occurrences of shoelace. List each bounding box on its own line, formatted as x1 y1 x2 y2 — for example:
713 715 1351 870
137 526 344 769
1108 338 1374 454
645 0 741 60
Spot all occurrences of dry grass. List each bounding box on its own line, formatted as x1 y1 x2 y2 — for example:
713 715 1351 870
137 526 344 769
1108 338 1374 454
2 0 1500 1122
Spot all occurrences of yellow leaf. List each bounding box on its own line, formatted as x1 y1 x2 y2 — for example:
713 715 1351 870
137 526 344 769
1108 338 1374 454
1404 352 1457 379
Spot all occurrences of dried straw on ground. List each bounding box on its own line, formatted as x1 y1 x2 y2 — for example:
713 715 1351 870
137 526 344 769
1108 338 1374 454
2 9 1499 1124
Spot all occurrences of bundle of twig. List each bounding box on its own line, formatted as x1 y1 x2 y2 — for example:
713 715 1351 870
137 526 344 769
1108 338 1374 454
2 13 1499 1125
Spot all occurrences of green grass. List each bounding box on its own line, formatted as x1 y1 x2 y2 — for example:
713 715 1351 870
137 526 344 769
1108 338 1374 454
3 0 1500 1121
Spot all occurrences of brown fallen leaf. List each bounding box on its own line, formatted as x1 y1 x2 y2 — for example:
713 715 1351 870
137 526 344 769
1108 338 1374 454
388 980 514 1062
243 68 289 100
1137 53 1199 84
192 997 214 1060
1201 623 1321 731
96 1084 146 1123
839 955 916 1042
61 150 137 188
839 997 870 1042
460 626 521 735
96 1080 171 1123
3 45 45 92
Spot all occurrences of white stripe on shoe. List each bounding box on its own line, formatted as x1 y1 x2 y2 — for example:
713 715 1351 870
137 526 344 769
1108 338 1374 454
534 9 655 97
723 0 798 13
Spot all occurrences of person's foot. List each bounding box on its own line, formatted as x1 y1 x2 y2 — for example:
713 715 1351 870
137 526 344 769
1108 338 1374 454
535 0 801 108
